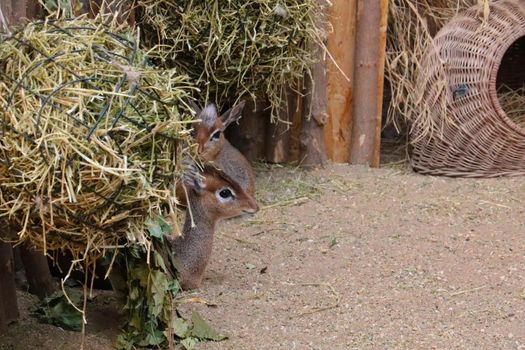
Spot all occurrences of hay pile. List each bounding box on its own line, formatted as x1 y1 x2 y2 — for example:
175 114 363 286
137 0 326 121
0 15 196 259
385 0 490 137
498 85 525 127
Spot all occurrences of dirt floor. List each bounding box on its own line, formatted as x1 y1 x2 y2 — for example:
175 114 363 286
1 157 525 349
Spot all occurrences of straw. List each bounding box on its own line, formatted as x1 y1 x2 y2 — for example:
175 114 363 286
0 14 197 262
136 0 327 121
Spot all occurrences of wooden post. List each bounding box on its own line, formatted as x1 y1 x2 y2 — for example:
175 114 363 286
300 0 329 168
324 0 357 163
0 240 18 333
20 243 56 299
288 91 303 163
0 0 40 29
349 0 389 167
266 88 297 163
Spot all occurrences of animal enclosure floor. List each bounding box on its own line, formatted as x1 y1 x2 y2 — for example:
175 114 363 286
2 162 525 349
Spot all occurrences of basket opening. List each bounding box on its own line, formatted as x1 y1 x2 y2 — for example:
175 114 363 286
496 35 525 128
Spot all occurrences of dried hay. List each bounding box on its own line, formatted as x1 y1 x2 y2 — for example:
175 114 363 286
497 85 525 128
385 0 490 138
136 0 327 121
0 15 196 260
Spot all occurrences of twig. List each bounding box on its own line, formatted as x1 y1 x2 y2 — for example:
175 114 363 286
261 196 310 210
449 285 487 297
282 281 341 318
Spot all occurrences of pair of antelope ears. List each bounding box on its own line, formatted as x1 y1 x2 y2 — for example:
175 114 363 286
187 100 246 129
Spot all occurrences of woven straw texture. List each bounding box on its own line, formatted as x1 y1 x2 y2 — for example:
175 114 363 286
411 0 525 177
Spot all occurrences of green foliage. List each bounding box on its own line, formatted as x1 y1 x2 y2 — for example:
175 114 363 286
32 289 83 331
190 311 228 341
42 0 83 17
114 217 226 349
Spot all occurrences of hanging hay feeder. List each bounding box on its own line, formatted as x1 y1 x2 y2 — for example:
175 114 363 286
137 0 327 121
410 0 525 177
0 16 197 257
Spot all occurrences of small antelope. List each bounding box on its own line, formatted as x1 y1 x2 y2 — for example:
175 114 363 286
171 163 258 290
190 101 256 196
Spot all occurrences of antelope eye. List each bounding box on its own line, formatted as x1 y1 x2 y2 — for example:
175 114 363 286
211 130 221 140
219 188 233 199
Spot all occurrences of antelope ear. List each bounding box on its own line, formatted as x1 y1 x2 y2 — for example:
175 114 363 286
221 100 246 128
186 99 202 117
181 160 206 193
199 104 219 128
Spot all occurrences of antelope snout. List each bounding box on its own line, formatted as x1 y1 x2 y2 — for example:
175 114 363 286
243 200 259 214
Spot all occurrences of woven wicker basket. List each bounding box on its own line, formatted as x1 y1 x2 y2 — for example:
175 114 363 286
410 0 525 177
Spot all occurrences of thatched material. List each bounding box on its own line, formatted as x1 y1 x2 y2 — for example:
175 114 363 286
410 0 525 177
0 15 196 258
385 0 488 136
137 0 327 121
498 85 525 128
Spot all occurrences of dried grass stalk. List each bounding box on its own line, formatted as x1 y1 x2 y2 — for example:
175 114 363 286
385 0 489 138
498 85 525 128
137 0 327 121
0 14 197 260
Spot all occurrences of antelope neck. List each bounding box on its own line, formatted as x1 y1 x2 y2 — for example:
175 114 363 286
183 193 217 233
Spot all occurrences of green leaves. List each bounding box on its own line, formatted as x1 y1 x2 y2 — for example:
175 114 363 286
32 289 83 331
146 216 173 239
190 311 228 341
43 0 83 17
115 241 227 349
173 317 191 338
174 312 227 350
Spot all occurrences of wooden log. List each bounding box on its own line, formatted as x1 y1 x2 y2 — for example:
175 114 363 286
324 0 357 163
225 99 269 162
349 0 389 167
0 290 6 334
20 243 56 299
265 88 295 164
0 0 40 29
0 240 18 331
300 0 329 168
0 0 13 30
288 90 303 163
300 71 328 168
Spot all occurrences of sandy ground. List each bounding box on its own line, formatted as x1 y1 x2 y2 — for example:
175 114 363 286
1 160 525 349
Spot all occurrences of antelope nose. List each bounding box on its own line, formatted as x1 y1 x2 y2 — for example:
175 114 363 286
244 200 259 214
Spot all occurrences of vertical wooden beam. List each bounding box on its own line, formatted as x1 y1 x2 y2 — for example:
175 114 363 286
324 0 357 163
0 0 40 29
0 0 14 30
265 88 295 163
0 240 18 333
300 0 329 168
349 0 389 167
20 243 56 299
288 90 303 163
